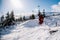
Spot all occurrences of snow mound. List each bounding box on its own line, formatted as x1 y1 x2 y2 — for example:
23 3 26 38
21 19 39 27
1 19 60 40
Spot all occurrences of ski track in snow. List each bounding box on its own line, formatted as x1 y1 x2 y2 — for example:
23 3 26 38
1 19 60 40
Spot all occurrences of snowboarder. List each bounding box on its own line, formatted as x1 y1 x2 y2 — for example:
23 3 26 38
39 14 44 24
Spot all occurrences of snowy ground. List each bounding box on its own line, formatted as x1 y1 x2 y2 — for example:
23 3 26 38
1 19 60 40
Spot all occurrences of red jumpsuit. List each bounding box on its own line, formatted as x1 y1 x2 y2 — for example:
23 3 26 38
39 15 44 24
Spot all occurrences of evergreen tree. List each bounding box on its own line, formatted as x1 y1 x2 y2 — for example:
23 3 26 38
6 12 11 26
43 9 45 17
0 15 4 27
38 10 41 16
23 16 26 21
10 11 15 21
20 16 22 21
1 15 4 22
6 12 10 20
31 14 35 19
2 12 10 26
29 14 35 19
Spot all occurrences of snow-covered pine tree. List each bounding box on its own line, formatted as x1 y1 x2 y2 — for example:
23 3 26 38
23 16 26 21
1 15 4 22
10 11 15 21
29 14 35 19
38 10 41 16
6 12 10 20
0 15 4 28
19 16 23 21
31 14 35 19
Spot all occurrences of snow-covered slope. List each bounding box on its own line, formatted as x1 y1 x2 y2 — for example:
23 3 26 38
1 19 60 40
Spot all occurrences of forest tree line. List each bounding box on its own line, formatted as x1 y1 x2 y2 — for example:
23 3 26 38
0 11 36 28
